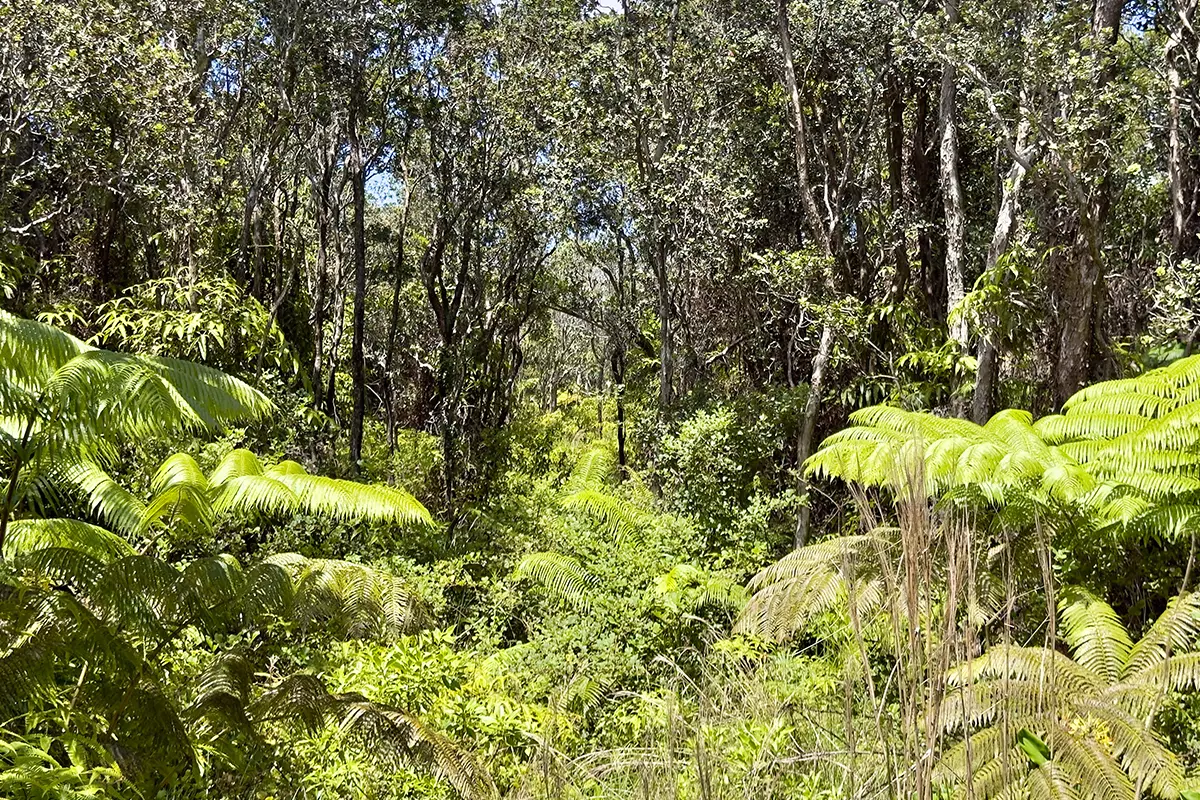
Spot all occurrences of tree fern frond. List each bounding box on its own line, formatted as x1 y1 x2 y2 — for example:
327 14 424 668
241 561 294 623
1124 592 1200 678
335 699 497 800
566 445 617 490
265 554 426 639
211 474 298 517
188 652 255 732
16 547 108 593
68 462 146 537
251 675 496 799
209 448 265 484
1059 587 1133 685
560 488 647 539
4 518 134 562
86 555 182 642
514 552 599 609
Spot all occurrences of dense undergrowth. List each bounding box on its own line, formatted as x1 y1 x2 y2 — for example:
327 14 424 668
9 310 1200 800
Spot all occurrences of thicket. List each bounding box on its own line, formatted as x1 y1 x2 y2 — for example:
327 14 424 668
6 0 1200 797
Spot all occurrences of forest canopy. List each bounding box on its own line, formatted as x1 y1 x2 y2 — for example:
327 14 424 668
2 0 1200 797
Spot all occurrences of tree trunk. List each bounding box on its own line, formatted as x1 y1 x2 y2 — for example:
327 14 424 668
778 0 838 549
885 58 909 306
348 82 367 475
612 343 627 478
938 0 968 356
1053 0 1125 404
777 0 832 256
656 250 673 409
795 324 834 548
972 121 1036 423
309 148 335 407
1167 0 1199 258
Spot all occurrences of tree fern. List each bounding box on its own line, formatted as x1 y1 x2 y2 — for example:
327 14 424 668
208 449 433 527
936 589 1200 800
735 532 897 642
514 552 599 609
651 564 748 616
0 312 274 557
253 674 496 799
807 356 1200 543
0 544 472 796
556 442 650 539
264 553 428 639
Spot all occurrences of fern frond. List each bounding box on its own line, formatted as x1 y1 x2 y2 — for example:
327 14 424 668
252 675 496 799
68 462 145 537
209 448 265 484
4 518 135 562
1059 587 1133 685
566 445 617 490
205 453 433 527
737 533 891 641
514 552 598 609
560 488 648 539
265 554 426 639
1124 592 1200 678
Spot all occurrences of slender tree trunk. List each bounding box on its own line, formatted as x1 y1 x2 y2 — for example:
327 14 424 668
310 174 330 403
612 343 627 478
972 122 1036 423
325 276 347 419
795 325 834 548
1166 0 1198 258
910 76 943 319
348 82 367 475
778 0 832 256
938 0 968 356
886 59 909 306
655 243 673 408
1169 21 1187 252
779 0 837 549
1054 0 1125 403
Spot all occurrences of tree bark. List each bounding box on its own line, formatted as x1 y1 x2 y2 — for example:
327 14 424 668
938 0 968 356
795 324 834 548
1167 0 1199 258
778 0 836 548
348 79 367 475
778 0 832 256
885 57 909 306
655 241 674 408
972 120 1036 423
1053 0 1125 404
309 153 333 406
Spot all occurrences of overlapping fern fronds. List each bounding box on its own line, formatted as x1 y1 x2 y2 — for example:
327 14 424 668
651 563 747 616
935 589 1200 800
807 355 1200 542
0 310 274 442
558 443 650 539
736 531 897 641
169 449 432 530
254 673 496 799
264 553 428 639
5 448 434 555
0 546 459 795
0 312 274 557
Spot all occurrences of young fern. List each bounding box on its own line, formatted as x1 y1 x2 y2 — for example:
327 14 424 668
558 443 650 539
